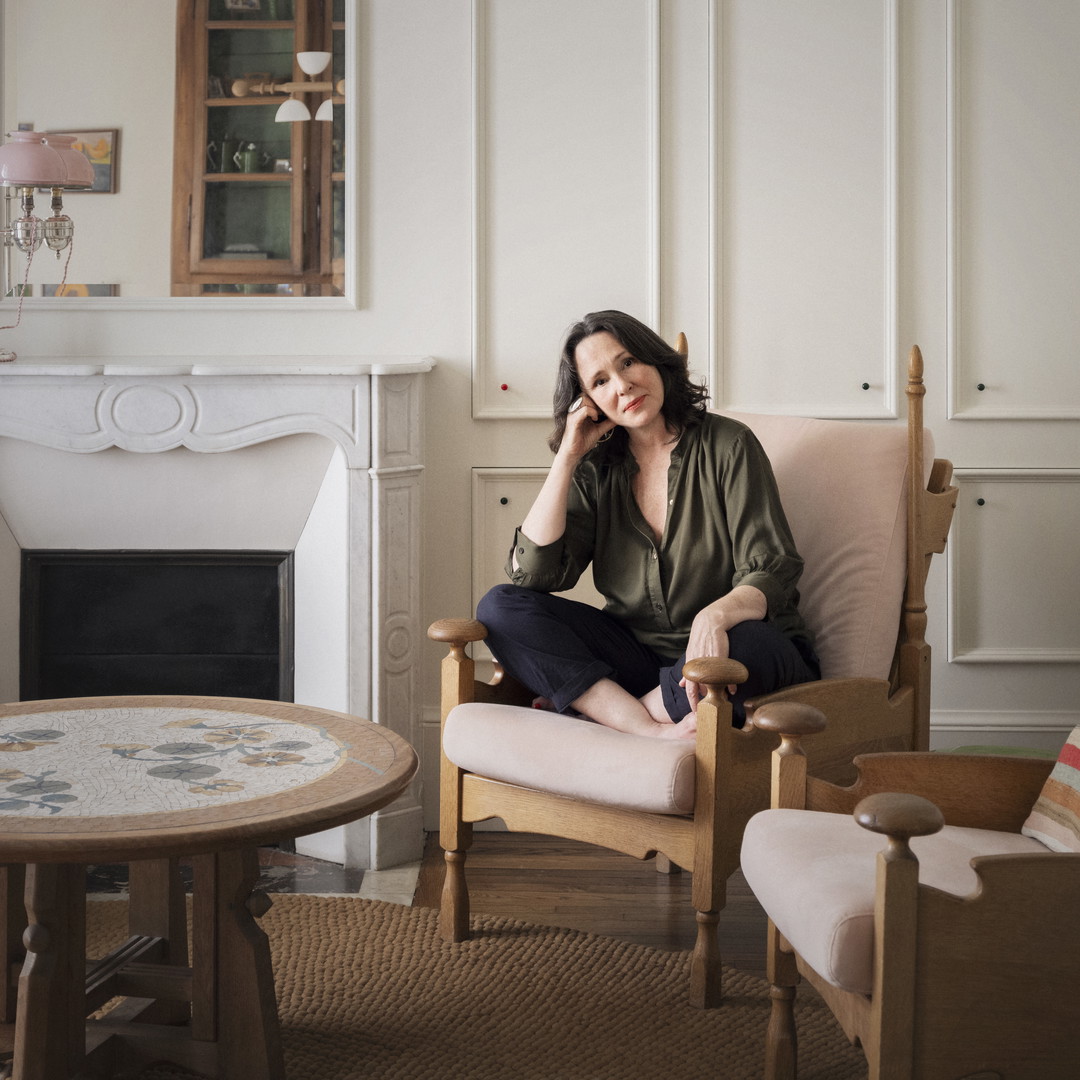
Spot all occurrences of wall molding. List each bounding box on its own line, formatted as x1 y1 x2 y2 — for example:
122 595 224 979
932 710 1079 734
930 710 1076 756
948 468 1080 663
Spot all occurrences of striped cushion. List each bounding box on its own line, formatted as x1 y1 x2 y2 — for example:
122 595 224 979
1022 726 1080 852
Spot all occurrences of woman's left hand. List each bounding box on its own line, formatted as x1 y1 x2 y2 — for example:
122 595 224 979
680 608 733 712
679 586 768 712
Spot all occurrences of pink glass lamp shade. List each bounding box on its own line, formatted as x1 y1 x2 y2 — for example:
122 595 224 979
0 131 93 188
41 134 95 188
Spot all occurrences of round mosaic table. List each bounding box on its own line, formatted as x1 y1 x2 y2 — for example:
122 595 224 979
0 695 418 1080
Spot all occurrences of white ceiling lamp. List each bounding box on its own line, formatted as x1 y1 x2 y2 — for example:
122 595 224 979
297 53 336 121
275 98 311 123
232 53 342 124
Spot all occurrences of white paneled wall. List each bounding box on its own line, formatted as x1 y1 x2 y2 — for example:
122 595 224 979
473 0 660 417
949 1 1080 419
719 0 898 416
948 472 1080 664
3 1 1079 838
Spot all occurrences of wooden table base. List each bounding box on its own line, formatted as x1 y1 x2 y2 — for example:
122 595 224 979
4 851 283 1080
0 696 418 1080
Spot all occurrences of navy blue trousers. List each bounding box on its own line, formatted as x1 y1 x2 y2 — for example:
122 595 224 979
476 584 820 725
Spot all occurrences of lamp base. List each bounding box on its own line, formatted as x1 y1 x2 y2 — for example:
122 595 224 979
0 347 16 362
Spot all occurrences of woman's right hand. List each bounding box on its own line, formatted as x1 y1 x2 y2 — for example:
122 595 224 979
560 394 616 461
516 395 616 561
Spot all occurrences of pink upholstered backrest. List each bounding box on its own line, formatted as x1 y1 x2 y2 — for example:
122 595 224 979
723 412 932 680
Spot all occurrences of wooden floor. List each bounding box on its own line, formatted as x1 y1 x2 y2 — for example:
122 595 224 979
413 830 770 979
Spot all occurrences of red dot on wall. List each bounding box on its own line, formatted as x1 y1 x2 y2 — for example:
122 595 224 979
500 384 509 391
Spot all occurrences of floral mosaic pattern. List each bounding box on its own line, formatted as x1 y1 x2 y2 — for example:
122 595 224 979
0 708 350 818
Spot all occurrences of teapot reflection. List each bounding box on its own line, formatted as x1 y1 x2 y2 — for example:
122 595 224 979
233 143 268 173
207 138 272 174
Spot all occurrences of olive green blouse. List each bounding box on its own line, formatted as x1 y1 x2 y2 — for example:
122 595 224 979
506 413 811 659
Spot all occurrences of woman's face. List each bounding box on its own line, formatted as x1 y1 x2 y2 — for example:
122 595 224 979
573 331 666 434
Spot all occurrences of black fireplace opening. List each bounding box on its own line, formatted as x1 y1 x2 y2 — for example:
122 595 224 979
20 550 294 702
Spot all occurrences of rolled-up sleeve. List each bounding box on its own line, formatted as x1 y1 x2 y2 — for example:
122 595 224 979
504 476 597 593
723 429 804 617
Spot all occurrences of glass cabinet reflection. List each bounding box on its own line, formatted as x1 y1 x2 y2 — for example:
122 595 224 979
172 0 345 297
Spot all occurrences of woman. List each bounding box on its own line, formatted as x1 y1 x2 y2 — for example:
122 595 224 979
478 310 819 739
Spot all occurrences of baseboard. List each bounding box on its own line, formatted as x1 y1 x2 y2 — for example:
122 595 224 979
370 802 426 869
930 710 1077 752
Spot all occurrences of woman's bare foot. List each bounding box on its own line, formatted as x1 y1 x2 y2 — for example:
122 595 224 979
651 714 696 739
571 679 696 739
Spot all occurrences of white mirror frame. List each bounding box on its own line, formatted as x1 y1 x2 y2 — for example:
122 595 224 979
0 0 358 312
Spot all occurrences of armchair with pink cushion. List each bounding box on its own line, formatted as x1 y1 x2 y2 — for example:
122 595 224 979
743 711 1080 1078
428 345 957 1007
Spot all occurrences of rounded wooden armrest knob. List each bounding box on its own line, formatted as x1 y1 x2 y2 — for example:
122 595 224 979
750 702 827 737
854 792 944 841
428 617 488 645
681 657 749 687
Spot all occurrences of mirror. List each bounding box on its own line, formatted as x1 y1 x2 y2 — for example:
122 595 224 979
1 0 351 305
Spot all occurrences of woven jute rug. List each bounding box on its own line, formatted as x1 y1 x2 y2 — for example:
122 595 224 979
86 895 867 1079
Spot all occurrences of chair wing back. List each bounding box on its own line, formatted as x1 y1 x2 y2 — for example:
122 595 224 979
723 412 932 681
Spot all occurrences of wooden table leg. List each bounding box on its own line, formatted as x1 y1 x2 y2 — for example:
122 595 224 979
191 849 283 1080
0 866 27 1025
14 863 85 1080
126 859 189 1026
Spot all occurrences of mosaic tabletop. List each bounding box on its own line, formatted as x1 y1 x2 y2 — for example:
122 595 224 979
0 697 418 863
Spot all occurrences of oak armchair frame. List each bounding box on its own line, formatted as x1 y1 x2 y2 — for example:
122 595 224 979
428 345 957 1009
755 706 1080 1079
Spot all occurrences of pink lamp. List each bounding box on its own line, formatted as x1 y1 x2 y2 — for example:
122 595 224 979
0 130 92 187
1 130 95 360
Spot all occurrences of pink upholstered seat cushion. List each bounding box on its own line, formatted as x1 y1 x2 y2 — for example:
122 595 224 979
725 412 932 680
443 703 697 815
740 809 1047 995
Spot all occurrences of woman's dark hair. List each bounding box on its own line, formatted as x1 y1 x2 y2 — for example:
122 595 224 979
548 310 709 455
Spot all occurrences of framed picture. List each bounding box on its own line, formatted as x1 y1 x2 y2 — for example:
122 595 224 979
42 284 119 298
45 129 119 193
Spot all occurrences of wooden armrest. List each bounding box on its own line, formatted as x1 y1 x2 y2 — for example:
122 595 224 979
855 791 944 842
751 701 827 738
682 656 748 690
807 751 1054 831
750 703 827 811
428 617 488 646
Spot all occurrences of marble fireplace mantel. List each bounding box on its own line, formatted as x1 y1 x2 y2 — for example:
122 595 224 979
0 355 434 869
